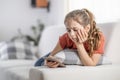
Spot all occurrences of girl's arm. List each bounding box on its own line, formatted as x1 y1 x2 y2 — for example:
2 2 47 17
49 41 63 56
45 41 63 68
72 29 102 66
76 44 101 66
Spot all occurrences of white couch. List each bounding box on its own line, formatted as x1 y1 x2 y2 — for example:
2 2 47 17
0 22 120 80
30 22 120 80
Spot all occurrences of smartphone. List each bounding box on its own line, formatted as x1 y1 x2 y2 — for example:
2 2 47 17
44 57 61 63
44 57 66 67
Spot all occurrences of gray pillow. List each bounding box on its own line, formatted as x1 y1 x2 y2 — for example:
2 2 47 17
55 49 112 65
0 41 36 60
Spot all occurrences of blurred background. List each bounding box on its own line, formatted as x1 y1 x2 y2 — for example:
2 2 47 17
0 0 120 42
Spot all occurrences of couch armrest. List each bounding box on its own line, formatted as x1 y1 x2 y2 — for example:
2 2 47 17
29 65 120 80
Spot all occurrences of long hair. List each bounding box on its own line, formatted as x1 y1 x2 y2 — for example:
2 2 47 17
64 8 101 56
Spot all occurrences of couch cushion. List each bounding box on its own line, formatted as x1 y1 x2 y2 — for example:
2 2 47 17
55 49 112 65
0 60 35 69
4 66 33 80
97 22 116 53
102 21 120 64
29 65 120 80
0 60 35 80
38 25 66 57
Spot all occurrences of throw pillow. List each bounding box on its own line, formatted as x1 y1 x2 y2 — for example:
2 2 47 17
55 49 112 65
0 41 36 60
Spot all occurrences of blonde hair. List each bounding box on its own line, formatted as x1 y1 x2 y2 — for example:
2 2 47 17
64 8 101 56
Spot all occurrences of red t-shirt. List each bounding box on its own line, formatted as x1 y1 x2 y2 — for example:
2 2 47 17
59 33 105 54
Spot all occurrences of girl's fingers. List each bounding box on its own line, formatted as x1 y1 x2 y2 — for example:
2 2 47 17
84 30 88 38
80 29 85 42
77 29 88 43
77 29 82 40
80 29 84 38
82 29 88 42
47 61 56 66
47 61 59 68
78 29 84 42
76 33 82 43
51 63 59 68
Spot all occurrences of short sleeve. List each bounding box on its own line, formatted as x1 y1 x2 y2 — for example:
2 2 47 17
59 33 68 49
94 33 105 54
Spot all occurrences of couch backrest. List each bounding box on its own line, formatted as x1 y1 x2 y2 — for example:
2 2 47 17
100 22 120 64
97 22 120 64
38 22 120 64
38 25 66 57
97 23 116 54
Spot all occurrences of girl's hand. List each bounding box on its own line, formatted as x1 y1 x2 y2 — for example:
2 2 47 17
74 29 88 45
46 60 59 68
77 29 88 43
45 56 60 68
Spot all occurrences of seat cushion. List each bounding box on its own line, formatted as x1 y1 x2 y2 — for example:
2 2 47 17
4 66 33 80
30 64 120 80
0 60 35 69
0 60 35 80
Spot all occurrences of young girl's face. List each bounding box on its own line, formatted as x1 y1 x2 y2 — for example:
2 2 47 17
66 20 89 42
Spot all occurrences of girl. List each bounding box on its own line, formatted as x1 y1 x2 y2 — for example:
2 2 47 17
35 8 105 68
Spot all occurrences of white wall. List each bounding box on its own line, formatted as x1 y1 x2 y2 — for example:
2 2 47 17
48 0 66 25
68 0 120 23
0 0 119 41
0 0 48 41
0 0 67 41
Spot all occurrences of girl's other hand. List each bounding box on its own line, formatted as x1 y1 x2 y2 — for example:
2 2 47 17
76 29 88 44
46 60 59 68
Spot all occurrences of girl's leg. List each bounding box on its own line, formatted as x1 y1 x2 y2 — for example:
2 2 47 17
34 53 50 66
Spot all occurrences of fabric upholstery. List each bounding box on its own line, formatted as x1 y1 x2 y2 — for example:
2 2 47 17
29 65 120 80
0 41 36 60
55 49 112 65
